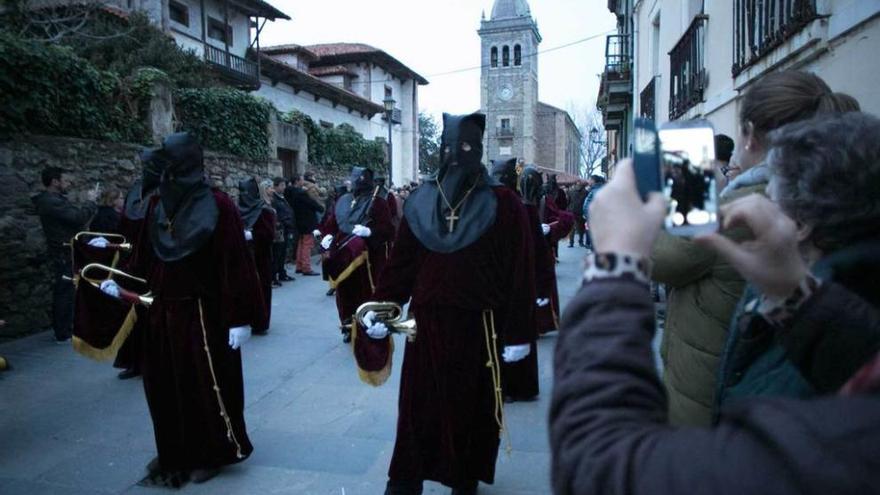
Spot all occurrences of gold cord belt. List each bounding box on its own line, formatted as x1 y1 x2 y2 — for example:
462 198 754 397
481 309 512 455
197 299 245 459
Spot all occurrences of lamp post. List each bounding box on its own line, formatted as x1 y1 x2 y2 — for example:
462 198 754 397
383 97 396 180
588 126 607 176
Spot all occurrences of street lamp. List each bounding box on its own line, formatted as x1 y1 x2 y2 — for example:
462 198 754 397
383 97 396 179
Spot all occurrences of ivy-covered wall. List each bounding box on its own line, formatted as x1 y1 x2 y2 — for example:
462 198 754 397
175 88 274 160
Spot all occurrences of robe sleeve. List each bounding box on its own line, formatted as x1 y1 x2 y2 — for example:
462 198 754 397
320 206 339 237
372 217 423 305
366 196 393 249
498 192 537 346
252 209 275 245
548 209 575 244
213 192 264 330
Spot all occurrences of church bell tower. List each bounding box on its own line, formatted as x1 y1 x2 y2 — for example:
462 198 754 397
478 0 542 164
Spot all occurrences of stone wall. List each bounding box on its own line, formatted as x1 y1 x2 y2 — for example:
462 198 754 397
0 134 280 339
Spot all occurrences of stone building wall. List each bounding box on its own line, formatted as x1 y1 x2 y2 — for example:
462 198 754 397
0 134 280 339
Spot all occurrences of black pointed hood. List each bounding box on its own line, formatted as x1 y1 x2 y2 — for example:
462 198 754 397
491 157 519 191
403 112 498 253
149 132 219 262
519 166 543 206
124 147 166 221
335 166 376 235
237 177 265 229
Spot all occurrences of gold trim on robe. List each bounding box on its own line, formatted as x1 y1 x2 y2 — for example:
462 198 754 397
327 250 369 289
350 317 394 387
71 305 137 361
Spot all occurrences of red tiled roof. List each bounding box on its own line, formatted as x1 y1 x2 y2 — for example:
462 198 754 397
305 43 428 85
308 65 358 77
262 44 318 61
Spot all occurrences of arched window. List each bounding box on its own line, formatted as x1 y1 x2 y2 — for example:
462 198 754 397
514 44 522 65
502 45 510 67
490 46 498 68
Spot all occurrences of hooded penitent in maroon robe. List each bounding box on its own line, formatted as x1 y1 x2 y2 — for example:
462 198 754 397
319 168 393 336
131 134 262 477
536 196 573 334
360 114 535 492
250 209 275 332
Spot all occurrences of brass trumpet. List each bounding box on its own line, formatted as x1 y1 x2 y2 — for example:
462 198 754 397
72 231 132 251
80 263 154 307
356 301 417 342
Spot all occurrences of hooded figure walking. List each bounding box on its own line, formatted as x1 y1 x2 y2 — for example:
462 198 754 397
358 113 536 495
102 133 263 487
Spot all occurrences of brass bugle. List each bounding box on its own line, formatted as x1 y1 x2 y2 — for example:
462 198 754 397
70 231 132 251
355 301 417 342
80 263 153 307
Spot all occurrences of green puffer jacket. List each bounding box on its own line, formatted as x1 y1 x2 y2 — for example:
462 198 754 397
651 169 768 426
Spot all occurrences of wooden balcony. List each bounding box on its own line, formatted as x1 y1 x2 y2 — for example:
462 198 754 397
204 43 260 90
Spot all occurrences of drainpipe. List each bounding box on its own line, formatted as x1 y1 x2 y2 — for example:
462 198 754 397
632 0 640 122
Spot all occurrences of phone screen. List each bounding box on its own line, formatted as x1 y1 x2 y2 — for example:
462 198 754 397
658 121 718 236
632 118 661 200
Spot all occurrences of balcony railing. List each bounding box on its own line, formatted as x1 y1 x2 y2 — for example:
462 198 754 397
381 108 402 124
496 127 515 137
204 43 259 88
733 0 819 76
640 77 656 121
604 34 631 74
669 15 707 120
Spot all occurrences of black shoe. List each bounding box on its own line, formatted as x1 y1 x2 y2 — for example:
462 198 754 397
272 280 282 288
117 368 140 380
279 274 294 281
253 328 268 336
326 288 336 296
450 481 478 495
55 336 71 344
190 467 221 484
302 271 320 277
295 269 303 274
138 458 188 489
567 244 575 248
385 479 423 495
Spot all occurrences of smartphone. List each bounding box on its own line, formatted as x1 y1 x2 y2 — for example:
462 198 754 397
632 118 662 200
658 119 718 236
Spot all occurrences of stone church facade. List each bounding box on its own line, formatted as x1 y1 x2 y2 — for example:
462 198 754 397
479 0 582 176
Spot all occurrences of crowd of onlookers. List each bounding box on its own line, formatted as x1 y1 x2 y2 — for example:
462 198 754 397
550 69 880 494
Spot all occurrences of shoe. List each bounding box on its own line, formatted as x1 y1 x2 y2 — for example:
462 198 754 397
279 274 294 281
295 269 303 274
567 244 575 248
326 288 336 297
302 271 320 277
252 328 268 336
117 368 140 380
190 467 221 483
55 336 71 344
384 479 424 495
450 481 478 495
272 281 282 288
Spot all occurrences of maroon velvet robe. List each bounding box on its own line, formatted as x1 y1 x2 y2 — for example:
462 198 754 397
133 190 261 471
537 201 573 334
250 209 275 332
112 213 147 371
369 186 535 487
320 197 393 324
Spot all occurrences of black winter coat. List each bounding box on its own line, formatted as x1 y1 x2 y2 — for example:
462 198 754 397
32 191 97 250
289 186 324 233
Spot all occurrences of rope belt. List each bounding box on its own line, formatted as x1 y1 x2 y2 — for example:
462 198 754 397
197 299 245 459
481 309 512 455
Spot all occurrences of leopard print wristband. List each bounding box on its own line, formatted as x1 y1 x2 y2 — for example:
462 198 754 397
583 252 652 286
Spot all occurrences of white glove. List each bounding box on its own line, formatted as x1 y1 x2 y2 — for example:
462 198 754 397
312 229 322 237
100 279 121 299
228 326 252 350
244 229 253 241
363 310 389 339
541 223 551 236
502 344 531 363
320 234 334 250
352 224 372 238
536 298 550 307
88 237 110 248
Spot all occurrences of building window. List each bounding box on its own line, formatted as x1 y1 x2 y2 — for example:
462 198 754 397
490 46 498 68
502 46 510 67
669 15 707 120
207 17 233 46
514 44 521 65
733 0 818 76
169 1 189 27
500 118 510 129
385 85 393 99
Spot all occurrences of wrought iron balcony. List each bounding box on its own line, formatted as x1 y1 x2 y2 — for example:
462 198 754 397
496 127 515 137
733 0 819 76
669 15 707 120
204 43 260 90
604 34 631 75
382 108 402 124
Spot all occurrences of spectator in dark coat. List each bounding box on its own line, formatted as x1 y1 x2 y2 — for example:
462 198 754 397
271 177 295 284
32 167 97 342
289 174 324 276
566 182 587 248
550 128 880 495
89 189 124 233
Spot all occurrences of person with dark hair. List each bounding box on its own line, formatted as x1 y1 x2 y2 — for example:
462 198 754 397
316 166 392 343
271 176 295 285
549 155 880 495
101 132 263 487
238 177 275 335
650 70 857 426
581 175 605 250
32 166 97 343
713 133 737 185
706 111 880 412
90 189 124 233
358 113 535 495
289 174 324 276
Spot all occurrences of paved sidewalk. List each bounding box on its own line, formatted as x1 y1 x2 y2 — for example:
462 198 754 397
0 246 589 495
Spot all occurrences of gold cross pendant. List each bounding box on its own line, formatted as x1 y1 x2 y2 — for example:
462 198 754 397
445 210 460 232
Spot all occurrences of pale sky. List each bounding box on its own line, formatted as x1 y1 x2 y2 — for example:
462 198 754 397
259 0 617 122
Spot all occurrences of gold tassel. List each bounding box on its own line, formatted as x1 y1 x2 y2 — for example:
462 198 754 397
350 316 394 387
71 305 138 362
